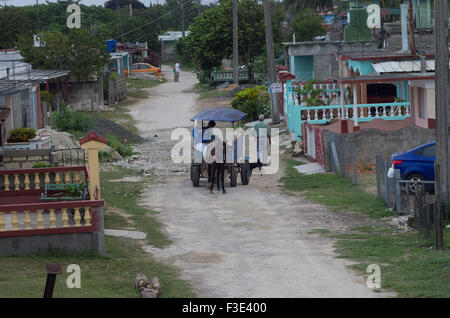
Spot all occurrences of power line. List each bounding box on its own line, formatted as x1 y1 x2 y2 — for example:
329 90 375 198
114 0 204 40
0 69 65 94
130 0 220 43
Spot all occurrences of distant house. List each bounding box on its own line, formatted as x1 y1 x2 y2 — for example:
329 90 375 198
284 41 379 82
158 31 190 62
0 50 70 147
106 52 131 76
117 41 149 64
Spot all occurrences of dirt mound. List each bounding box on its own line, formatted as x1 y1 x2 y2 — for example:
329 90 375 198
90 117 145 143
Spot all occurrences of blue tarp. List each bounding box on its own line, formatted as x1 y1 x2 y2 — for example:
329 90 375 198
190 108 246 122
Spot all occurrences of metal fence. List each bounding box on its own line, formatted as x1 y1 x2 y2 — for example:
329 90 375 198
375 153 436 214
54 148 86 167
375 153 445 249
375 153 396 209
328 133 358 185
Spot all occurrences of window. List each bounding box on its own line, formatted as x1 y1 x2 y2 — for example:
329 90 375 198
131 64 139 70
422 144 436 157
418 87 425 119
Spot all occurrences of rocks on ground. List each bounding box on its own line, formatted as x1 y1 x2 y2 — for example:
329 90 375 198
91 117 145 143
134 273 162 298
292 140 304 157
39 127 80 150
130 73 163 81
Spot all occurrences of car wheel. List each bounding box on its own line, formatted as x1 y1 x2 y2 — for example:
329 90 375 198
406 173 426 194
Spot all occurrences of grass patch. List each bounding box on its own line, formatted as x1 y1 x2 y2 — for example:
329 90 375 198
87 104 138 136
0 236 195 297
287 159 450 297
313 228 450 297
126 77 166 89
194 83 228 100
281 158 392 218
101 167 171 248
127 89 149 99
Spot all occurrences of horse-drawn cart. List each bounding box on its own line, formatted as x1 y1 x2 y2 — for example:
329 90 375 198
190 108 253 187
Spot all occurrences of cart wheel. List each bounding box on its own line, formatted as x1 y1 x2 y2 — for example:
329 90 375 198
230 166 237 187
241 162 251 185
192 165 200 187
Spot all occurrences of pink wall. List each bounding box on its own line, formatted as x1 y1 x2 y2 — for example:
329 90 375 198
412 86 430 129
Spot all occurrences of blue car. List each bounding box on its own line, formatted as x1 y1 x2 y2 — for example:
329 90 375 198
391 142 436 182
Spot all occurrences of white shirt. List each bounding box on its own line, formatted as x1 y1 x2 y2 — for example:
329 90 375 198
175 63 180 72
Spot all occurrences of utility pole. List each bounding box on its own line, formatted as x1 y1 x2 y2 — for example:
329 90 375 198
181 1 185 38
262 0 280 123
408 0 416 55
36 0 40 35
232 0 239 85
129 3 132 16
197 0 201 17
434 0 449 249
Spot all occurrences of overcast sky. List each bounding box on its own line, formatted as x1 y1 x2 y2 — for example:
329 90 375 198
5 0 186 6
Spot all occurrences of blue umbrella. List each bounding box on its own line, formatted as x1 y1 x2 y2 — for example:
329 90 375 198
191 108 247 122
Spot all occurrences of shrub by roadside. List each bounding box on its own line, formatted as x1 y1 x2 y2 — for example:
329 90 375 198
106 134 133 157
53 104 93 134
231 86 270 122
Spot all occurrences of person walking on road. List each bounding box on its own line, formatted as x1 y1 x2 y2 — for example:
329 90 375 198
174 61 180 82
254 114 271 168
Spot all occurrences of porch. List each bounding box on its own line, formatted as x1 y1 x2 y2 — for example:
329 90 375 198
0 132 107 255
283 72 435 140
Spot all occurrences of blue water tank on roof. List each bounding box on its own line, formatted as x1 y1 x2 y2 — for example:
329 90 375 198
106 40 117 52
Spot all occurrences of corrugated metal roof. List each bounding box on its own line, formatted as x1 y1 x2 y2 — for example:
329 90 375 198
372 60 449 73
0 50 23 61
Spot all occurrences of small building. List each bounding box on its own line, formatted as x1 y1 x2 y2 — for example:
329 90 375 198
158 31 190 62
0 56 70 147
284 41 379 81
106 52 131 76
117 41 149 64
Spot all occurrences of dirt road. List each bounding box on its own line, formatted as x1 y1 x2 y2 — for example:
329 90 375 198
126 66 392 297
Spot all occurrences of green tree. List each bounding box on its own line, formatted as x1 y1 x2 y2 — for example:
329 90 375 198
185 5 231 76
292 9 326 42
186 0 270 83
0 7 32 49
104 0 146 10
17 29 109 81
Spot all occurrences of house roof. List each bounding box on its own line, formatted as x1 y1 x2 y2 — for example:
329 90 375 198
372 59 449 73
0 69 70 95
158 31 191 42
338 72 435 84
0 50 23 61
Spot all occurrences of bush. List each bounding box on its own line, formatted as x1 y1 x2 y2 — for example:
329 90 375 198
40 91 55 110
231 86 270 121
32 162 55 168
106 134 133 157
197 70 211 84
53 104 93 133
7 128 36 142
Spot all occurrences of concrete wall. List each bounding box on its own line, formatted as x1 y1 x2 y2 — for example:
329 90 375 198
68 81 102 111
106 76 127 105
1 148 56 169
287 41 379 81
0 208 105 256
323 125 436 167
